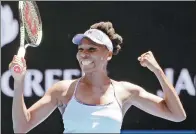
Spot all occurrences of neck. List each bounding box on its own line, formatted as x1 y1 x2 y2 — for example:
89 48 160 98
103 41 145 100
82 70 111 88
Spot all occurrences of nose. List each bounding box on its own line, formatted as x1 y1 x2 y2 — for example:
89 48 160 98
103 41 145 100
80 50 90 58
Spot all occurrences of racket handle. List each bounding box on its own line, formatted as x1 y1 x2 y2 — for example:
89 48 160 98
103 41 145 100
17 46 26 58
13 46 26 74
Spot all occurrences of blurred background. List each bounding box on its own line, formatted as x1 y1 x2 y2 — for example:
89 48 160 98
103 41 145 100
1 1 196 134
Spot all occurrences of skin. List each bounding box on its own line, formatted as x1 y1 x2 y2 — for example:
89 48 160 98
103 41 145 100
10 37 186 133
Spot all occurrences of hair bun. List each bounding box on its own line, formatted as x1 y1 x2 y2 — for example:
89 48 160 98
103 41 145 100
90 21 123 55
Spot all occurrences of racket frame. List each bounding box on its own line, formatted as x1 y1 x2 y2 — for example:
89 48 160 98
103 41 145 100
13 1 43 73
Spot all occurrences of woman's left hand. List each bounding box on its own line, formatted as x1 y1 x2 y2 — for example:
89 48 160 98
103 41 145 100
138 51 162 73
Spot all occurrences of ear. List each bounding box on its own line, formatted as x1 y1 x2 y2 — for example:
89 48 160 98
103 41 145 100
107 51 113 61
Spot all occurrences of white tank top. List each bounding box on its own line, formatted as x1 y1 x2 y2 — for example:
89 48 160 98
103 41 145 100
61 79 123 133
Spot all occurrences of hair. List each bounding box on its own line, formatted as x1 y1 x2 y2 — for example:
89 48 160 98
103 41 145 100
90 21 123 55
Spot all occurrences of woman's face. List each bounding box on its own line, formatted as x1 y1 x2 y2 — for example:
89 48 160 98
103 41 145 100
76 38 112 73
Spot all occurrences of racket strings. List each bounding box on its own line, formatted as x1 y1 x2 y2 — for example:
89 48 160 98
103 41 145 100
22 1 40 45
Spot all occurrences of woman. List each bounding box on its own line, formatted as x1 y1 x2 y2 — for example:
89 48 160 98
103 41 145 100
10 21 186 133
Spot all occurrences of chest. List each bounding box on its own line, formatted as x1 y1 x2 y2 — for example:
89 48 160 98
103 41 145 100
62 99 123 133
76 86 116 105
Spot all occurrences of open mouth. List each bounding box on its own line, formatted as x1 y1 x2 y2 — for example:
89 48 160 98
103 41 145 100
81 60 93 66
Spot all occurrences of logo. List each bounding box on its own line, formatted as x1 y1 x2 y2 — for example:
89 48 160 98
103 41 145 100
1 4 19 47
92 122 99 128
1 68 195 98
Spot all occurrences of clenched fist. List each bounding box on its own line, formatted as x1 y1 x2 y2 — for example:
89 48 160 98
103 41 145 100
9 55 27 81
138 51 162 73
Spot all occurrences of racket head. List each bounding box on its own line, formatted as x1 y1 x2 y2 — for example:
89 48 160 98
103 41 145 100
19 1 42 47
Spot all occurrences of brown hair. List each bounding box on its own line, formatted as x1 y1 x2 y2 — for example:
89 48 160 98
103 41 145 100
90 21 123 55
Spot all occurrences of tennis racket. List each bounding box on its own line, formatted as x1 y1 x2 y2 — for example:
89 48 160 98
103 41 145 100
13 1 43 73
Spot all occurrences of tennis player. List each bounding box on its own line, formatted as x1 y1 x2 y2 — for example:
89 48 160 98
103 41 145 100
9 21 186 133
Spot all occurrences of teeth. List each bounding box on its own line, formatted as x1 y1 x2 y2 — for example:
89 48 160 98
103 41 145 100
82 60 92 65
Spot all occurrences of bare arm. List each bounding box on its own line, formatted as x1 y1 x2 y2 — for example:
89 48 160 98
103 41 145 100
154 69 186 121
122 82 186 122
9 55 72 133
121 51 186 122
12 80 70 133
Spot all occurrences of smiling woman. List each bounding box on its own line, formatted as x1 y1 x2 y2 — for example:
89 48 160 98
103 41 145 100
10 21 186 133
73 22 123 75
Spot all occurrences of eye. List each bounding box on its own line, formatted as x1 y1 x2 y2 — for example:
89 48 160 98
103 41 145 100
88 47 97 52
78 48 83 52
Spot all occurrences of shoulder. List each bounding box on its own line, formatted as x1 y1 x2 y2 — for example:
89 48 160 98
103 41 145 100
112 80 142 93
45 78 81 106
45 79 79 97
111 80 144 101
120 81 144 93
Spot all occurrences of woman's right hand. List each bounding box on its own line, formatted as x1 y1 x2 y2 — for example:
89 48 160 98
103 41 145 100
9 55 27 81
